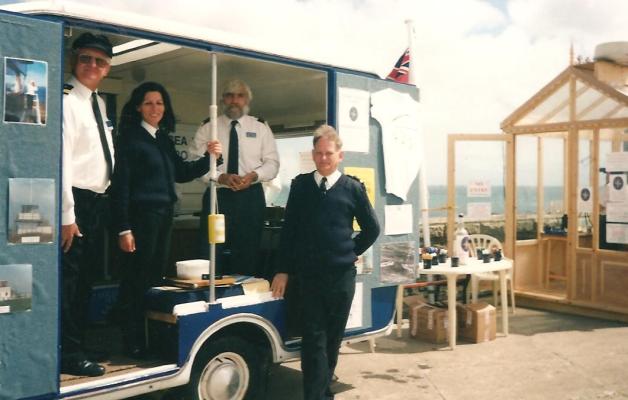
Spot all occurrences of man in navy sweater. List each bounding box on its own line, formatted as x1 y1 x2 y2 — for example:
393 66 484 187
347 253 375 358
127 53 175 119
271 125 380 400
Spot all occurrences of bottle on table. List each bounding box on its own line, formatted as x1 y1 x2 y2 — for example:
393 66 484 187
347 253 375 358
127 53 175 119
453 213 470 265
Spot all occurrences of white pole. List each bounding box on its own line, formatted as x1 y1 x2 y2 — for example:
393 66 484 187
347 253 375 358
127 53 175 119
209 52 218 304
405 19 431 247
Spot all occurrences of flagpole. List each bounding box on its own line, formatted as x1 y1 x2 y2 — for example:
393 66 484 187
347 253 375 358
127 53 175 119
405 19 431 248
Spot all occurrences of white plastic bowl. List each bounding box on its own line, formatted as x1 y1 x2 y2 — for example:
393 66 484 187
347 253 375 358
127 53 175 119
176 259 209 280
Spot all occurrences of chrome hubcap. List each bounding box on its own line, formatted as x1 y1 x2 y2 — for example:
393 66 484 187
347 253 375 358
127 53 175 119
198 352 249 400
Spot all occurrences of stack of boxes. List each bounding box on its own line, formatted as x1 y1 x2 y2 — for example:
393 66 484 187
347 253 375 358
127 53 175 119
404 295 496 344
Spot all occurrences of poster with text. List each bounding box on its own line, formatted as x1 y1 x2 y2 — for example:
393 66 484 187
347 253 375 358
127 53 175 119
337 87 370 153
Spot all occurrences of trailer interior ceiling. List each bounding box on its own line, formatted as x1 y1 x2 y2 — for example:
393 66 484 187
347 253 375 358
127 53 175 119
64 27 328 210
64 27 327 133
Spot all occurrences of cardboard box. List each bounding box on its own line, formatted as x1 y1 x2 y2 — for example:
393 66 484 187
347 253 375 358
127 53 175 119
403 294 427 308
457 302 496 343
409 301 449 344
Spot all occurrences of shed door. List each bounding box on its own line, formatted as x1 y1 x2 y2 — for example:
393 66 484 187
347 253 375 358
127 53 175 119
446 134 515 260
0 10 63 399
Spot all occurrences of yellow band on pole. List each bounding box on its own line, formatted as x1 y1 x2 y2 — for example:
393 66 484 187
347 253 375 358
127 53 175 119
208 214 225 244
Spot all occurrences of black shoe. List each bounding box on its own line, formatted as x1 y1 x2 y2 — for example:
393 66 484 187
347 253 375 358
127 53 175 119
63 359 105 377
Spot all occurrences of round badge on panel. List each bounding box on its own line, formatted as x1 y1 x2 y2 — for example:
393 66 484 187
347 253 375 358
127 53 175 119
613 176 624 191
349 106 358 122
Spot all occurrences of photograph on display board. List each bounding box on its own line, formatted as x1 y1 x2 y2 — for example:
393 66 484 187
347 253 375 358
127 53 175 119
8 178 55 244
3 57 48 125
380 241 416 284
0 264 33 314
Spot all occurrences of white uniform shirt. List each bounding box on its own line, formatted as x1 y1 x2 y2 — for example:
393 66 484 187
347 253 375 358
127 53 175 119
141 120 158 138
61 76 115 225
314 170 341 190
189 114 279 185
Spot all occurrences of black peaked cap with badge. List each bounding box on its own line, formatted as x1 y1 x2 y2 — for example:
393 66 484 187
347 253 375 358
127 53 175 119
72 32 113 58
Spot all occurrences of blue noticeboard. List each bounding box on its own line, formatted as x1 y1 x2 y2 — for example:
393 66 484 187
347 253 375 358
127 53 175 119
334 72 420 333
0 10 63 399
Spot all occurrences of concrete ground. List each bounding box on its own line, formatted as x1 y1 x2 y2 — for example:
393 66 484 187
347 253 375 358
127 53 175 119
266 307 628 400
142 306 628 399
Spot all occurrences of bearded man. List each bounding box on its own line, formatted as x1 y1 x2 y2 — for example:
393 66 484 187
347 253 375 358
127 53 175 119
190 79 279 276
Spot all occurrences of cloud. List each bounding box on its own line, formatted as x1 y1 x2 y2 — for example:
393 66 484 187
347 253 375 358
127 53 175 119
12 0 626 185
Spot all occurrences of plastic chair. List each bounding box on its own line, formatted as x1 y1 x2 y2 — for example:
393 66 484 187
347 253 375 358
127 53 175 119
468 234 515 314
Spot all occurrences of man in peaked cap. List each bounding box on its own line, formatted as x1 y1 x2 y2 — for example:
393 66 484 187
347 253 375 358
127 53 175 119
60 32 114 377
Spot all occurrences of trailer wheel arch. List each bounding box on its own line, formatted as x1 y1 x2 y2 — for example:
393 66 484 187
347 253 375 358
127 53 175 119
184 323 272 400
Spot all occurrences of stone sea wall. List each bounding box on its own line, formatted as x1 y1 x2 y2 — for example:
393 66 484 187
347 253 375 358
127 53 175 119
426 214 557 246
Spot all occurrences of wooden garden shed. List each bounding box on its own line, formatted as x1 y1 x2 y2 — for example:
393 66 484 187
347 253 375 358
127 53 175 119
447 43 628 320
502 44 628 319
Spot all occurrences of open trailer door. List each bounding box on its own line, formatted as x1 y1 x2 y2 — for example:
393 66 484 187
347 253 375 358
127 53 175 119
0 10 64 399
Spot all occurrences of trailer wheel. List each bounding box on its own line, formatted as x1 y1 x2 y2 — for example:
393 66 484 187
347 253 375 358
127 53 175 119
187 336 268 400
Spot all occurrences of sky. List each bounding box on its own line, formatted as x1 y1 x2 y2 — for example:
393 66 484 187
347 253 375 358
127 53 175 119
2 0 627 186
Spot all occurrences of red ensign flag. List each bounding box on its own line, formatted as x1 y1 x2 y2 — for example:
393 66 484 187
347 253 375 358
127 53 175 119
386 48 410 83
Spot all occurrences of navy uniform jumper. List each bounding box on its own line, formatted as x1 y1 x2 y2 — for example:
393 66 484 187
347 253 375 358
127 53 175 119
278 172 380 400
110 124 211 349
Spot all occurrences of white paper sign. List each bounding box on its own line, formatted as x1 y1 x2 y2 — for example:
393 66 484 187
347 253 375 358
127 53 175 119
356 247 373 275
606 152 628 173
384 204 414 235
338 87 370 153
606 223 628 244
371 89 422 201
467 181 491 198
345 282 364 329
606 203 628 223
608 175 628 203
467 202 492 219
578 187 593 213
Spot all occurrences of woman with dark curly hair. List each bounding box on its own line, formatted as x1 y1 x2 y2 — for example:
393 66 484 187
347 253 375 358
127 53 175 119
111 81 221 357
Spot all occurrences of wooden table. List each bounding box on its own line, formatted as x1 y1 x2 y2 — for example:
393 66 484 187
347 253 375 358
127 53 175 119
417 257 513 349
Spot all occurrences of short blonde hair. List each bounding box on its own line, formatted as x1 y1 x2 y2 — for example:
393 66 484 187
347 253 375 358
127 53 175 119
313 124 342 150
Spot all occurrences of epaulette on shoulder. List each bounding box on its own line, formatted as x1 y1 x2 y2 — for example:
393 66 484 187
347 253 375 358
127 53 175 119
256 116 266 124
200 116 211 126
346 174 367 189
291 173 310 185
346 174 362 184
63 83 73 95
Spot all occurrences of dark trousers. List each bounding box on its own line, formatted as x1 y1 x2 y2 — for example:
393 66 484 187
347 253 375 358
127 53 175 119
61 188 110 364
199 184 265 276
300 267 356 400
118 204 173 348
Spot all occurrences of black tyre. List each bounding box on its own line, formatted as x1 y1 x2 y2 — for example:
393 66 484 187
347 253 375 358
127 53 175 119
186 336 268 400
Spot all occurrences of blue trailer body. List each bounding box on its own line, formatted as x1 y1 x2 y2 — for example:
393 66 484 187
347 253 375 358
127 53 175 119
0 3 419 399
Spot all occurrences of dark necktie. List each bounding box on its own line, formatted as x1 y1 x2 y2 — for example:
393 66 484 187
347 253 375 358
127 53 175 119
91 92 113 179
227 120 239 174
319 176 327 194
